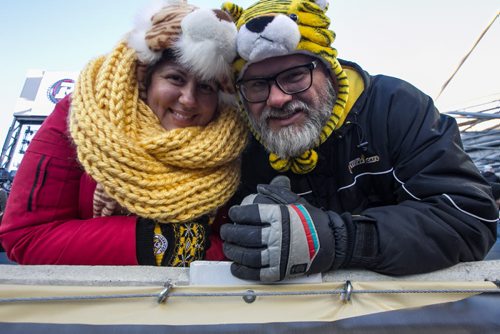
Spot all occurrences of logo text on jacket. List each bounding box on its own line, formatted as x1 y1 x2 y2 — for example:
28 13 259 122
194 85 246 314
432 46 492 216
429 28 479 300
348 155 380 174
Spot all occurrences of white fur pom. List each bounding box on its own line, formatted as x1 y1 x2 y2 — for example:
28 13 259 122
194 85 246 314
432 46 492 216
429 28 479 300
219 91 238 107
314 0 328 10
176 8 237 80
127 30 159 64
127 0 175 63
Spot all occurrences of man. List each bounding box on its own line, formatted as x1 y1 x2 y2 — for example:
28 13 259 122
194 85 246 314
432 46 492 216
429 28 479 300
220 0 498 282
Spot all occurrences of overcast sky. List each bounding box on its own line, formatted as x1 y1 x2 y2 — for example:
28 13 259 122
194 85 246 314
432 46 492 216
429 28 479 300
0 0 498 145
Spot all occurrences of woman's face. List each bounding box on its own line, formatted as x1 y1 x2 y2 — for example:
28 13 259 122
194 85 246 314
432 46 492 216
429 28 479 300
146 60 219 130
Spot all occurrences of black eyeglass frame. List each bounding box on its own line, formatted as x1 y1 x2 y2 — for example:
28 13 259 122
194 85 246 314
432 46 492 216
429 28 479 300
236 61 318 103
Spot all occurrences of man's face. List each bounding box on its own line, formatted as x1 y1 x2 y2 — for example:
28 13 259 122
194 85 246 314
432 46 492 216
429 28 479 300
240 54 336 159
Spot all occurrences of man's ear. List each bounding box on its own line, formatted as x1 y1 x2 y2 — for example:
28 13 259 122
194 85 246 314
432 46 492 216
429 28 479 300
221 2 244 23
317 59 339 92
331 71 339 93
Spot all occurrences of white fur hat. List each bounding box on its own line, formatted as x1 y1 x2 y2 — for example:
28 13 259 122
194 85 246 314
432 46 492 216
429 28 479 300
127 0 238 102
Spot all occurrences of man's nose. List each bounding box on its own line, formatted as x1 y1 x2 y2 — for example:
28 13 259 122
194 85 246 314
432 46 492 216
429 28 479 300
266 83 292 108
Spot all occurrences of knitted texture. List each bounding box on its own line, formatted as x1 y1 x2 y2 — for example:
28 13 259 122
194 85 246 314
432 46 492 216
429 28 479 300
169 222 207 266
223 0 350 174
70 42 248 223
93 183 127 217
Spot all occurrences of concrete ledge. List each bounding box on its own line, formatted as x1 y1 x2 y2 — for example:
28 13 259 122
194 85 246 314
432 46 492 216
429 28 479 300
322 260 500 283
0 265 189 286
1 260 499 286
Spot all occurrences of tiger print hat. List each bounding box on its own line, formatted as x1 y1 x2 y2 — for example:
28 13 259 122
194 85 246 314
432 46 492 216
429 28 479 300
128 0 238 104
222 0 350 174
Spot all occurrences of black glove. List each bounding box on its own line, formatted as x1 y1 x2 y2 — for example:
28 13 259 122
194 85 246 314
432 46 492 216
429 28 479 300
136 216 209 266
238 175 303 205
221 176 344 281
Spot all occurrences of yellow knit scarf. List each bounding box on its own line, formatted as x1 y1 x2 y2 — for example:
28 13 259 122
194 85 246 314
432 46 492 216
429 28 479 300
70 42 248 223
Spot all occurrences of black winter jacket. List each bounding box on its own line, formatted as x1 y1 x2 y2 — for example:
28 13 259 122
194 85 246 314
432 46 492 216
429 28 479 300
231 60 498 275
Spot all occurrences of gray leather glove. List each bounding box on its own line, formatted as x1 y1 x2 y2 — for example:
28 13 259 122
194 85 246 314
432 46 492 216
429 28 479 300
221 176 341 281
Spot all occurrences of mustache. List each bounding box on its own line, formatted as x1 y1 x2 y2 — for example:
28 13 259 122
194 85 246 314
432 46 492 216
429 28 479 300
261 100 311 120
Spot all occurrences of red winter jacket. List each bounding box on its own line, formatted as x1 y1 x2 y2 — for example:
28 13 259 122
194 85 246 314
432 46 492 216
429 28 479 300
0 96 225 264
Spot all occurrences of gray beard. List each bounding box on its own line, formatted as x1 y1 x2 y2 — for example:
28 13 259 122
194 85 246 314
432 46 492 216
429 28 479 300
248 80 336 159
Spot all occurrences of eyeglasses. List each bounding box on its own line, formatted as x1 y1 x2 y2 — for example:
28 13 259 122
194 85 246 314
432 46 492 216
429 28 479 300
236 61 317 103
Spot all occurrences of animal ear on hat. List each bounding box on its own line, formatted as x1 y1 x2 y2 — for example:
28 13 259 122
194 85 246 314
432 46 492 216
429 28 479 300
221 2 244 23
127 1 195 65
145 4 195 55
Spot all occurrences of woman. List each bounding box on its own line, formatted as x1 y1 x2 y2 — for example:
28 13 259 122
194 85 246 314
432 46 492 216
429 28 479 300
0 0 248 266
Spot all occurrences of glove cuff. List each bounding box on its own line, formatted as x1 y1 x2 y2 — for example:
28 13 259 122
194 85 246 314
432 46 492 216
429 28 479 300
162 216 209 267
341 214 379 268
136 217 156 265
136 217 209 267
326 211 348 270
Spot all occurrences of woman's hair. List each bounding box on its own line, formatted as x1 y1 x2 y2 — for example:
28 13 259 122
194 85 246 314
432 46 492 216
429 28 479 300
144 49 177 90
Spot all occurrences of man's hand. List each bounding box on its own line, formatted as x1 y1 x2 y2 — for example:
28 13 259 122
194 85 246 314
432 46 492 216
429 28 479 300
221 176 338 281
